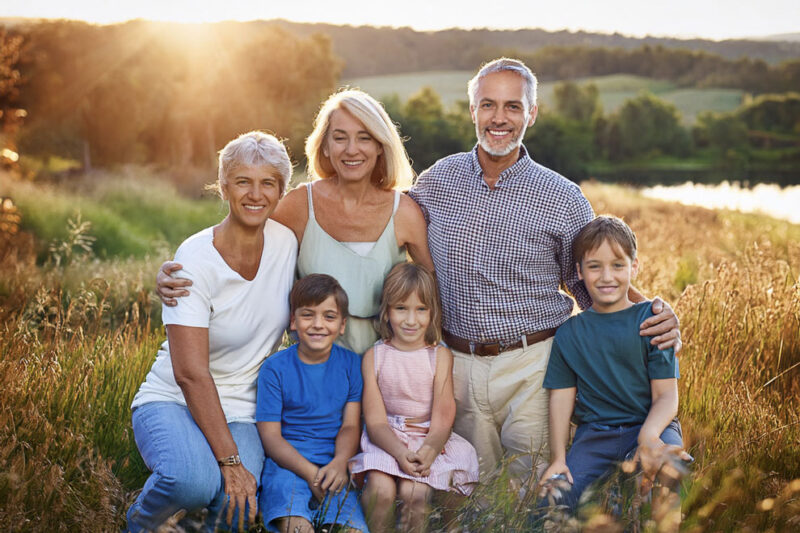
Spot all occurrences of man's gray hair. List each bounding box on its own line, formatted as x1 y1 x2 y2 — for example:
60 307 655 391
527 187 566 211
467 58 538 111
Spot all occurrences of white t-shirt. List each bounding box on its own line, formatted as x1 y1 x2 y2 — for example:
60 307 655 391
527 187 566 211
131 220 297 423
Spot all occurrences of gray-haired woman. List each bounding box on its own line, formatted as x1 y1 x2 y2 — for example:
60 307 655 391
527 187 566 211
126 132 297 532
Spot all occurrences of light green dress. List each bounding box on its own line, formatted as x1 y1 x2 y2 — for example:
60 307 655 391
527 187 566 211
297 183 407 355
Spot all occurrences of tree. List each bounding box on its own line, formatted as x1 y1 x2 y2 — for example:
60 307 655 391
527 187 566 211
605 92 691 160
553 81 601 124
0 28 26 153
389 87 472 173
526 114 594 179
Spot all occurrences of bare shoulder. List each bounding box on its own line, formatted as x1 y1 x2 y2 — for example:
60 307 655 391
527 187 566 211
362 346 376 369
435 344 453 364
394 193 427 243
396 193 425 221
271 184 309 239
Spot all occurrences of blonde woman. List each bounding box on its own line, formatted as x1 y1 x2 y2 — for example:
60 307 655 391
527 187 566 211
159 90 433 355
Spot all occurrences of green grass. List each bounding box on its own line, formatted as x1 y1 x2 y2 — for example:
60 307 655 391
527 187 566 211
2 170 225 261
346 71 744 123
3 175 799 530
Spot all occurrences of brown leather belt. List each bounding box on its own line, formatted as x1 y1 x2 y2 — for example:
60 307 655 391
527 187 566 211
443 328 556 356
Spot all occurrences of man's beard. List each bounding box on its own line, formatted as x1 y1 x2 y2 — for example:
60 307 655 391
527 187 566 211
476 126 525 157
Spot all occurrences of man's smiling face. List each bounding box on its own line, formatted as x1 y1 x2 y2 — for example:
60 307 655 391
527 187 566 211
471 70 537 158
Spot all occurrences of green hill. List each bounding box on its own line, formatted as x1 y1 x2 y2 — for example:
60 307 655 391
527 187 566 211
346 72 744 123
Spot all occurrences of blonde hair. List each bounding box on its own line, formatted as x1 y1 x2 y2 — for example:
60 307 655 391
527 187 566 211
378 263 442 346
305 89 414 191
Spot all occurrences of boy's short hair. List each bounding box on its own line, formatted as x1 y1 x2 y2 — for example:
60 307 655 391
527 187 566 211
573 215 638 264
289 274 349 317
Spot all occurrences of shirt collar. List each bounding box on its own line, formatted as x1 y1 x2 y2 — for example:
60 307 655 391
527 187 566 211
469 144 533 188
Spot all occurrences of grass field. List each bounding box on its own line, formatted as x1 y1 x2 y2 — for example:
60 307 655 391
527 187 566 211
1 170 798 531
346 71 744 123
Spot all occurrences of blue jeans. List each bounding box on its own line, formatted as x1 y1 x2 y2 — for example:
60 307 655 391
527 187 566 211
560 419 683 510
126 402 265 532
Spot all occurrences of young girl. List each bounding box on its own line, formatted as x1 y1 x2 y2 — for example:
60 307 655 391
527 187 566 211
349 263 479 532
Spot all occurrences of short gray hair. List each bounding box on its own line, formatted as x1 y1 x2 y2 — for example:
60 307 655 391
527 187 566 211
467 58 538 111
217 131 292 195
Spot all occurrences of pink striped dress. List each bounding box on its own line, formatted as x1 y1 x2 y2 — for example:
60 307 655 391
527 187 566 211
349 341 479 495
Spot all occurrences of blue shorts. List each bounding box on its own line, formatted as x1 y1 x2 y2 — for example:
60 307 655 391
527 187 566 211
562 418 684 510
259 458 368 532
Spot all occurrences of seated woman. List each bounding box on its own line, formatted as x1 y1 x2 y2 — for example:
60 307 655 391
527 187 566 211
126 132 297 532
158 89 433 356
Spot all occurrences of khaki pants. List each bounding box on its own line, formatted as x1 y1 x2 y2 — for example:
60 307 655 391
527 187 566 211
451 337 553 482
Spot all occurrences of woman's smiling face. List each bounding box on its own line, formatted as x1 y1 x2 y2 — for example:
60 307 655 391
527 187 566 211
324 109 383 184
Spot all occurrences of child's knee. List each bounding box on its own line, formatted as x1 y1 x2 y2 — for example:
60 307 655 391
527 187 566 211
362 473 397 508
398 480 431 509
275 516 314 533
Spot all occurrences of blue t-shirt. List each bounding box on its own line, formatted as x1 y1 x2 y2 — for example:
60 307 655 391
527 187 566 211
256 344 363 465
543 302 679 426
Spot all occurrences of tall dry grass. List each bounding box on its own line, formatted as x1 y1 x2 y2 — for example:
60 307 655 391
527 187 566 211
0 179 798 531
585 182 800 531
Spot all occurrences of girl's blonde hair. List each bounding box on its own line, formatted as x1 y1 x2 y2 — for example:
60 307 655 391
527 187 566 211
378 263 441 346
305 89 414 191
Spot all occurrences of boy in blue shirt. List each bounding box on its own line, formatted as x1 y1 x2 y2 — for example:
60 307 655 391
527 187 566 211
257 274 367 532
540 215 686 511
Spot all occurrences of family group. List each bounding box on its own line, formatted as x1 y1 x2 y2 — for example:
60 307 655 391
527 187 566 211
124 57 686 532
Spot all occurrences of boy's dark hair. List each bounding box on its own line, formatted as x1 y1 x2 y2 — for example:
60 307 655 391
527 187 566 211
289 274 349 317
573 215 637 265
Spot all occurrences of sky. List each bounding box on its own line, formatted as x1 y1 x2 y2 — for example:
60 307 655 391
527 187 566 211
2 0 800 41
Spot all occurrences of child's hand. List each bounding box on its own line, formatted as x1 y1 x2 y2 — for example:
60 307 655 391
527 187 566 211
315 458 350 495
634 438 693 495
415 444 438 477
395 449 423 477
538 460 573 500
538 461 573 488
305 468 326 503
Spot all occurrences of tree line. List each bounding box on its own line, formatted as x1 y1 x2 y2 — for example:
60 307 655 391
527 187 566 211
515 46 800 93
3 20 340 170
1 19 798 183
385 83 800 183
275 21 800 77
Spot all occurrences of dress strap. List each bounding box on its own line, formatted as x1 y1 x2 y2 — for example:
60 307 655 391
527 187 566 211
392 190 400 215
305 183 315 217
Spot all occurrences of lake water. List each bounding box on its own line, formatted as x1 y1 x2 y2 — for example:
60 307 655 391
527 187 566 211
642 181 800 225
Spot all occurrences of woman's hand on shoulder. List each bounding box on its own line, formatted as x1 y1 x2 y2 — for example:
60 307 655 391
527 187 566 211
270 184 309 243
395 194 434 272
157 261 191 306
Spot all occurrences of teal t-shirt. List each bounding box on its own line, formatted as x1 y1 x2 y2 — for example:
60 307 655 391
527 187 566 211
256 344 363 465
543 302 679 426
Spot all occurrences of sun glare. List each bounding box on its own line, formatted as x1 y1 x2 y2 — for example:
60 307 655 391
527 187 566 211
643 182 800 224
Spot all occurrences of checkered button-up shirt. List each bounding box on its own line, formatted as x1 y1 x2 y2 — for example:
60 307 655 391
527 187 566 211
409 145 594 344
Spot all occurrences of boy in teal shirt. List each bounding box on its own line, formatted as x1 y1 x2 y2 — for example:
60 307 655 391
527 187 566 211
540 215 686 510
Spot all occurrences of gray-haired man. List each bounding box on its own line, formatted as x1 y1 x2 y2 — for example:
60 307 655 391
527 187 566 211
408 58 680 481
